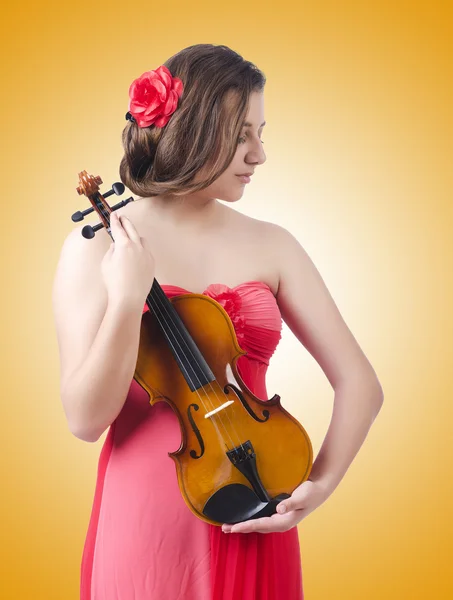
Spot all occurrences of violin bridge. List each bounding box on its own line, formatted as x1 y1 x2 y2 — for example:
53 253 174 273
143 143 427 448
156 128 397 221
204 400 234 419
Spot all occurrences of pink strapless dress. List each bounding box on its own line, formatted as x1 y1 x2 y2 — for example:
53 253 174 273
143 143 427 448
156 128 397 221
80 281 304 599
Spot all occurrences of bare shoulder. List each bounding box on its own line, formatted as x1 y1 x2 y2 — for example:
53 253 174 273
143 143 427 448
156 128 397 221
52 222 110 309
52 218 113 315
52 221 111 297
221 205 286 246
265 222 383 390
58 220 111 261
224 208 284 290
52 223 112 388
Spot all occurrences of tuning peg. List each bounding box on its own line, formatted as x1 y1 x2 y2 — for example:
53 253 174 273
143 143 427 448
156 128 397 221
72 207 94 223
105 182 125 198
78 196 135 238
72 182 126 222
73 195 134 223
81 223 104 239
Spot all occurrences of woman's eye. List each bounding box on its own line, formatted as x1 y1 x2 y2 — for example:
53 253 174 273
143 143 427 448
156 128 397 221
237 135 265 145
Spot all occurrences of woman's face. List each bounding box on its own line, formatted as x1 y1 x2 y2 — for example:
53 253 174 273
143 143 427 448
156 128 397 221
196 90 267 203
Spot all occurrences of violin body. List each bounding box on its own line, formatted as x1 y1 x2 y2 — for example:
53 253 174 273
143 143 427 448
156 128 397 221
74 170 313 527
135 293 313 526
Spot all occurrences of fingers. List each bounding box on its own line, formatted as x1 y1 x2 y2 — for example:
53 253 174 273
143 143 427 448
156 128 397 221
109 212 127 244
119 215 142 244
277 499 293 514
109 211 141 245
277 481 313 514
222 510 302 534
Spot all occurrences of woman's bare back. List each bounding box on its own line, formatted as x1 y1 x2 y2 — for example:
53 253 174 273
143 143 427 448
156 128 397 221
104 197 280 295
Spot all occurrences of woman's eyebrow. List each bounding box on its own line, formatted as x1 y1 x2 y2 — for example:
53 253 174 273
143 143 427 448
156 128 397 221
243 121 266 127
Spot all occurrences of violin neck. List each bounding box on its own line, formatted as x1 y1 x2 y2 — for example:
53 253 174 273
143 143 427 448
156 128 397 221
144 280 216 392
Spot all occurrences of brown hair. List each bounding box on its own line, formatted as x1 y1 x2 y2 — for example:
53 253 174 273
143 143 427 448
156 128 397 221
119 44 266 198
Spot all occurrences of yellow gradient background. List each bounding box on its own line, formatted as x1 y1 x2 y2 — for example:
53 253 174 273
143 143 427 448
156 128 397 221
1 1 451 598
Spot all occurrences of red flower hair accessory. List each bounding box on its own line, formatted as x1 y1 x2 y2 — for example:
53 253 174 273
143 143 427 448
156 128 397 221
126 65 184 128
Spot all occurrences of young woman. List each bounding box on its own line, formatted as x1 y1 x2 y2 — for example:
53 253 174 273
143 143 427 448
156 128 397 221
52 43 384 600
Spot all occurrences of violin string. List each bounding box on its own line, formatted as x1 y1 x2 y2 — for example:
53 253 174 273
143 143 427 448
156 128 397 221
149 274 251 448
102 204 244 453
145 292 239 451
146 289 246 453
148 282 248 445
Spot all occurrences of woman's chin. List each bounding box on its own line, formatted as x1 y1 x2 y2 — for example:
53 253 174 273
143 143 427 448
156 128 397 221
220 188 245 203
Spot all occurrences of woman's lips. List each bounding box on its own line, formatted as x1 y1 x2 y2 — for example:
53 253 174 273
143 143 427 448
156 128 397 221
236 175 251 184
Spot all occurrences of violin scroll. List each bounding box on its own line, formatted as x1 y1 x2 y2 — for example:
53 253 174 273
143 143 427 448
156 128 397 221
74 170 135 239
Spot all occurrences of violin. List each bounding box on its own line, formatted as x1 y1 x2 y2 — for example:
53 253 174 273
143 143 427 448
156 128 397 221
75 170 313 526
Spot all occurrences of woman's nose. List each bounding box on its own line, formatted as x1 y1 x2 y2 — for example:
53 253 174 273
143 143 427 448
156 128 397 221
248 141 266 166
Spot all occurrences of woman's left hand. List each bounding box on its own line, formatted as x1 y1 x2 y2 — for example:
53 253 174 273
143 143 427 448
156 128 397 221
221 478 332 534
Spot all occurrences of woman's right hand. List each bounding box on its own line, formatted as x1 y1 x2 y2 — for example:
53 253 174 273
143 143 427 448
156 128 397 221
101 211 156 308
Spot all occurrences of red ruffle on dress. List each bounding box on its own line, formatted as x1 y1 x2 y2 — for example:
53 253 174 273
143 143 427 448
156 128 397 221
80 281 304 599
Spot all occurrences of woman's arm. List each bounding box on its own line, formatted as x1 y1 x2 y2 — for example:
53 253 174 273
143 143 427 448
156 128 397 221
273 224 384 496
222 224 383 534
52 226 146 443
